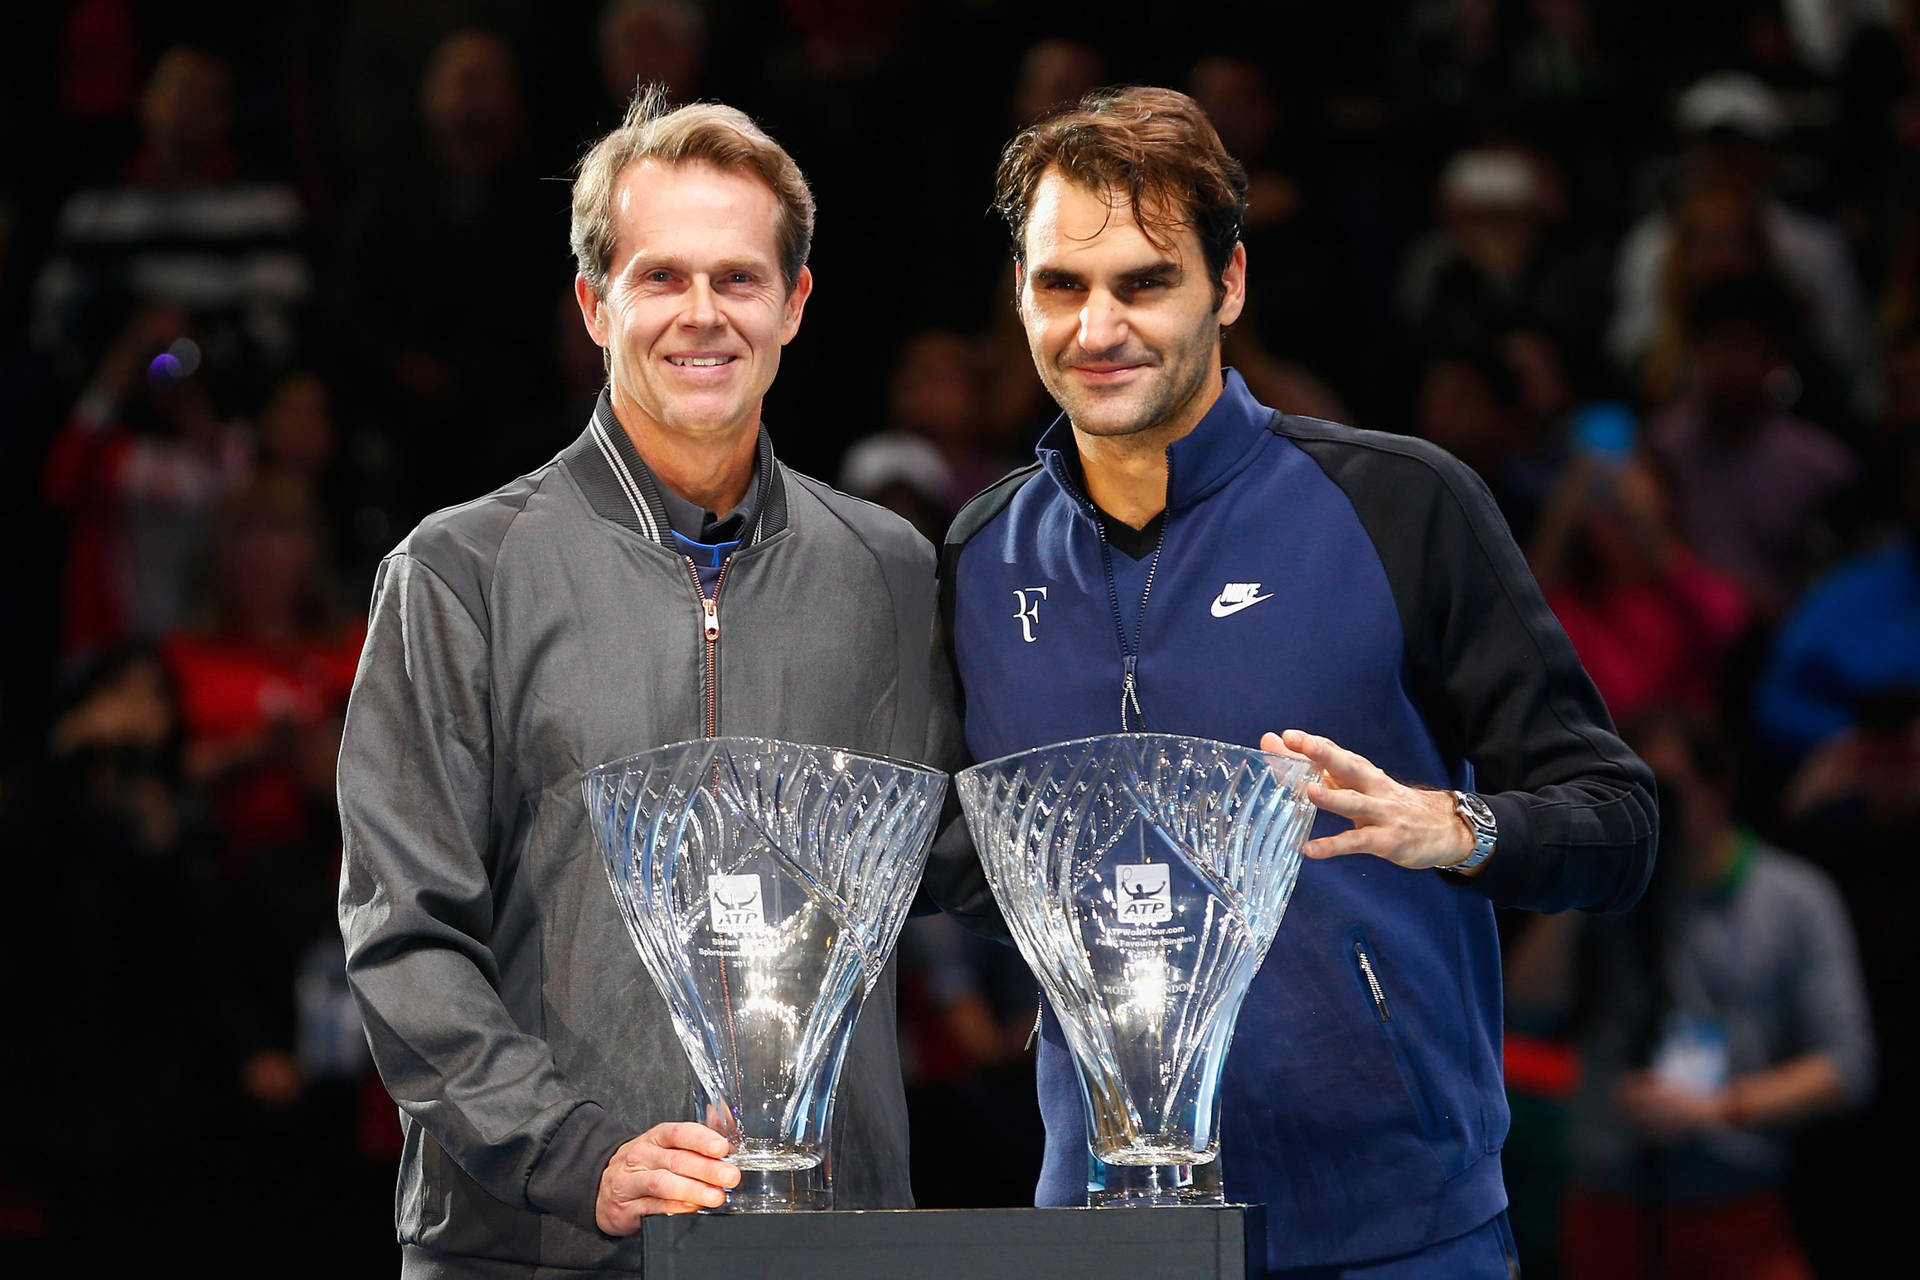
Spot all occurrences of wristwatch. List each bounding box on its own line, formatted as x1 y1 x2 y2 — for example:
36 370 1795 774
1444 790 1498 874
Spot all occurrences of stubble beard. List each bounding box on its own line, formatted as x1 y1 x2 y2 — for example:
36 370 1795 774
1050 327 1218 446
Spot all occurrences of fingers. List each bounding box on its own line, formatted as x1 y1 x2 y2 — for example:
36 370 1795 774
1259 730 1305 760
1302 781 1387 825
607 1159 735 1211
1303 827 1381 860
597 1124 741 1235
647 1121 735 1158
1277 730 1386 791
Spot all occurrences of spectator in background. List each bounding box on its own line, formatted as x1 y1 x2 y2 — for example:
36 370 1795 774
162 473 363 875
1753 438 1920 764
1645 274 1858 618
839 331 1018 535
1402 147 1552 335
44 304 252 662
838 431 952 542
1529 449 1750 723
1400 144 1608 362
253 366 393 604
597 0 706 109
31 44 311 392
337 27 556 519
890 330 1016 508
1507 709 1874 1280
1412 338 1542 531
1497 317 1586 524
1630 180 1779 408
1611 71 1871 416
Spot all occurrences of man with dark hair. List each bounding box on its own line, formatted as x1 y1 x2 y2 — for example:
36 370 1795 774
945 86 1657 1277
1646 272 1858 617
338 88 978 1277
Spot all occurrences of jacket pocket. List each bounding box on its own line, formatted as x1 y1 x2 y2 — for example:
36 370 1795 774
1348 924 1445 1142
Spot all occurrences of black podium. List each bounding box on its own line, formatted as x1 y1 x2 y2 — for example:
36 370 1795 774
642 1205 1266 1279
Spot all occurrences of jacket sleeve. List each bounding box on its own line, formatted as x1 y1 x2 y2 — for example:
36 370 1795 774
1293 428 1658 913
1411 452 1656 912
336 552 628 1231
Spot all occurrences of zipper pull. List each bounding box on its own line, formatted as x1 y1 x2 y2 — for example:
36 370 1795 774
1121 654 1143 731
702 597 720 641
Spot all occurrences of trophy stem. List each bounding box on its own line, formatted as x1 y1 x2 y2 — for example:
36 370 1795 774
1087 1150 1224 1207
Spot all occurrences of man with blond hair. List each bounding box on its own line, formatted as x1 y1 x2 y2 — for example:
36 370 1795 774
944 87 1656 1277
337 87 977 1276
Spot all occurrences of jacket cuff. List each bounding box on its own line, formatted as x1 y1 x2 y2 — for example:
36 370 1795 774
526 1102 632 1232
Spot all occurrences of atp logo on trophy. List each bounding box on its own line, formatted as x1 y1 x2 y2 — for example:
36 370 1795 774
708 873 768 934
1116 863 1172 924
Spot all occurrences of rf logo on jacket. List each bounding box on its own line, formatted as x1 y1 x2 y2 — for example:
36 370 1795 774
1013 586 1049 642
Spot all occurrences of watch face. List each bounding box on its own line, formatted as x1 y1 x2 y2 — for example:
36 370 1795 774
1460 792 1494 827
1452 791 1496 867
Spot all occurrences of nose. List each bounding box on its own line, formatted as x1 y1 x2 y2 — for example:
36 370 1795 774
680 275 722 329
1076 291 1128 356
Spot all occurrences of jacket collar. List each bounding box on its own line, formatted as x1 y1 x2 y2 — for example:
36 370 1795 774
1034 367 1277 516
562 385 788 549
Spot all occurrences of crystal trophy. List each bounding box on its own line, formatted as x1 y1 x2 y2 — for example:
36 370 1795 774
584 737 945 1211
955 732 1317 1206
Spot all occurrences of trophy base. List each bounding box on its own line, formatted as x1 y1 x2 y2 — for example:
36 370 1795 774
713 1160 831 1213
1086 1150 1223 1207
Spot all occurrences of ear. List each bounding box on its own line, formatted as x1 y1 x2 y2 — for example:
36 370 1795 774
779 265 814 344
574 273 610 350
1216 241 1248 329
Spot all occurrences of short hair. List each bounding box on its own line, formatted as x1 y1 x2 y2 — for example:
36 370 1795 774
993 86 1248 304
570 84 814 296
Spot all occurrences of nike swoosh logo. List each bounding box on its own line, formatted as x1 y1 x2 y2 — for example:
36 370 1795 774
1210 592 1275 618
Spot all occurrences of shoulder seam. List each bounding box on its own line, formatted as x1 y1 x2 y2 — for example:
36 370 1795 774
947 461 1046 551
380 549 488 639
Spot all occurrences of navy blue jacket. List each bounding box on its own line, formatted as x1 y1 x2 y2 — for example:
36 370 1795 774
945 370 1656 1270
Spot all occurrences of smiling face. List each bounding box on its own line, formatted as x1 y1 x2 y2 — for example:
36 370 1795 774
1016 168 1244 449
576 158 811 452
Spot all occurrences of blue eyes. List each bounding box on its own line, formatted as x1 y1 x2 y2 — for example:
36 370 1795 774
642 271 758 286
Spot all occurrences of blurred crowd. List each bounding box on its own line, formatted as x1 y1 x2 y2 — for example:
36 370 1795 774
0 1 1915 1275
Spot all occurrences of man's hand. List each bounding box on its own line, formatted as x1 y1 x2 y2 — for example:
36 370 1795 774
595 1122 741 1234
1262 730 1475 871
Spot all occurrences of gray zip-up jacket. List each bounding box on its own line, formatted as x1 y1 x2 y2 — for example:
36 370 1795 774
337 393 980 1276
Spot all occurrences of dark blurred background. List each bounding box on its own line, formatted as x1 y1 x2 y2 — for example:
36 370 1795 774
1 2 1915 1276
